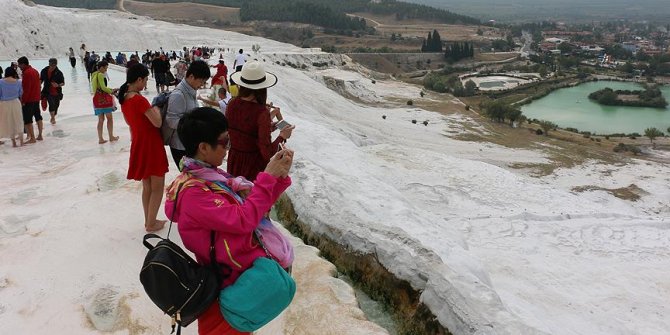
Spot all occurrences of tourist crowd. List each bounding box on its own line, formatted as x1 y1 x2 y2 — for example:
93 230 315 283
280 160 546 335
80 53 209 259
0 43 297 335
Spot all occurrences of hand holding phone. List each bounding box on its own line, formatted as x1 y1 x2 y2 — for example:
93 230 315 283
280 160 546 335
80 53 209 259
275 120 291 130
266 143 294 177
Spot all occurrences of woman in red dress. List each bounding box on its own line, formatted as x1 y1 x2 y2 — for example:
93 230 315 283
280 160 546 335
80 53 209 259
227 61 295 181
118 64 169 232
210 59 228 88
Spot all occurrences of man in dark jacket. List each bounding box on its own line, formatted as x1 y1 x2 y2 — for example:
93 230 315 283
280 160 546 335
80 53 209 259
40 58 65 125
152 54 170 93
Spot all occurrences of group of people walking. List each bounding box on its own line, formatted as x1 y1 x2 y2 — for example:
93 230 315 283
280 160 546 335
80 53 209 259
0 56 64 147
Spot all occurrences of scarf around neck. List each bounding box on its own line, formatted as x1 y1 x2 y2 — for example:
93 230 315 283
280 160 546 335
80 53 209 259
174 157 254 201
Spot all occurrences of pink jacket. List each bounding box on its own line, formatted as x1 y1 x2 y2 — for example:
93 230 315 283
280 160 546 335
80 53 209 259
165 172 291 286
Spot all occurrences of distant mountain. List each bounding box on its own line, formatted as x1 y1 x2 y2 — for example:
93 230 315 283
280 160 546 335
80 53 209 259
403 0 670 22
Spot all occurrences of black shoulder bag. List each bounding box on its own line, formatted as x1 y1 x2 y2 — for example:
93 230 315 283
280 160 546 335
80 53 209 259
139 184 225 334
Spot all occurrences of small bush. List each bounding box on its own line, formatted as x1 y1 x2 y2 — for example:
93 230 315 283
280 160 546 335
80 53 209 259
605 135 610 140
536 129 544 135
371 80 376 84
595 138 601 142
566 127 579 133
465 105 470 111
613 143 626 152
411 119 417 124
407 100 414 106
630 146 642 155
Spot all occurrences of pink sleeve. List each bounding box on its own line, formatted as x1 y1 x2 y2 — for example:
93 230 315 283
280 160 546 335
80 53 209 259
268 174 291 201
179 175 282 234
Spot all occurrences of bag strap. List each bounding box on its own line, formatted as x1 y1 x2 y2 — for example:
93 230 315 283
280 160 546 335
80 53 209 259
166 182 185 240
254 230 273 260
142 233 163 250
167 179 226 280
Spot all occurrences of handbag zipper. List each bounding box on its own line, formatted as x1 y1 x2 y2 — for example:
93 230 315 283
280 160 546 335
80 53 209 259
176 280 203 314
141 262 189 290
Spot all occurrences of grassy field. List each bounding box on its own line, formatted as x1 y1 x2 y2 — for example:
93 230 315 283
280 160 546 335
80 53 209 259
349 12 502 42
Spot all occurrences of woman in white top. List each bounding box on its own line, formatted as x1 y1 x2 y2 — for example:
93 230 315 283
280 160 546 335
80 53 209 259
79 43 87 63
0 67 24 147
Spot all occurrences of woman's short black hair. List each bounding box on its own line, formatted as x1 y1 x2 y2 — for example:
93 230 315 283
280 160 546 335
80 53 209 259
4 67 18 79
178 107 228 157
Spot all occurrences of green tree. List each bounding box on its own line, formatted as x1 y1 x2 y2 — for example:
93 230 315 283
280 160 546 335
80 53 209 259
538 120 558 136
431 29 443 52
464 80 477 96
504 107 523 127
620 62 634 74
557 42 573 54
644 127 664 147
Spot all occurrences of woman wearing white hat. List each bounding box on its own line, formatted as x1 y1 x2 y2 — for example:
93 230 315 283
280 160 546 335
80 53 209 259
226 61 295 181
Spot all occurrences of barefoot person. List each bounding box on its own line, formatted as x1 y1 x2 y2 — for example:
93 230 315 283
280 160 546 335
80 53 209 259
90 61 119 144
17 56 42 143
0 67 24 147
119 64 169 232
40 58 65 125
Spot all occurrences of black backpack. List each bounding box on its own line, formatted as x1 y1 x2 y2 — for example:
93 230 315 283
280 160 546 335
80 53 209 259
140 186 226 334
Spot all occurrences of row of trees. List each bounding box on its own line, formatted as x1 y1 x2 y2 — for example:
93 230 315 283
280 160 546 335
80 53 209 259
483 101 524 126
445 42 474 63
421 30 442 52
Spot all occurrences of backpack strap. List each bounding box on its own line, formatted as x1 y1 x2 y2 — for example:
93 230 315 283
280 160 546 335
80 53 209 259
142 233 164 250
167 178 228 281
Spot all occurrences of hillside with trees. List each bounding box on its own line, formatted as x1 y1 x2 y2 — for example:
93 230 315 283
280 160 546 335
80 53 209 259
31 0 116 9
134 0 479 28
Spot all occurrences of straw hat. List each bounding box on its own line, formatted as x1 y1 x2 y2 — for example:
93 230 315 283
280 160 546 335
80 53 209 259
230 61 277 90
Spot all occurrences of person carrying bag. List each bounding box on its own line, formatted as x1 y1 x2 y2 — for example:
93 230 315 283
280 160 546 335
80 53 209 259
164 107 295 334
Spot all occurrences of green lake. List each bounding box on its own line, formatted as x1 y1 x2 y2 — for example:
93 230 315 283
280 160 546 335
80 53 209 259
521 81 670 134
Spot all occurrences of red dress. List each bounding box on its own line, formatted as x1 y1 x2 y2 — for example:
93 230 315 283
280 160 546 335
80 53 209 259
211 63 228 86
226 98 283 181
121 94 169 180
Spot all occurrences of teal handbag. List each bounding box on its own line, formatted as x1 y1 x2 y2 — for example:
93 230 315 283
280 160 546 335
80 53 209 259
219 232 296 332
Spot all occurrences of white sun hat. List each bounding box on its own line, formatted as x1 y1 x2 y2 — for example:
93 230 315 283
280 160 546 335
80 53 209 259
230 61 278 90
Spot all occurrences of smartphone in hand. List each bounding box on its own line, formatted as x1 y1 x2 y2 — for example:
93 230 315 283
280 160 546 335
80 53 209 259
276 120 291 130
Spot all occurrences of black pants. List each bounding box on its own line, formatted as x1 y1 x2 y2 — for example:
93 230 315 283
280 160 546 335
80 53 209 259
69 57 76 68
47 95 61 113
170 147 186 170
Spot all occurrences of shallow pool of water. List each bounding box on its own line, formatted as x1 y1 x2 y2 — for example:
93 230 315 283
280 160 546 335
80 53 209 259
521 81 670 134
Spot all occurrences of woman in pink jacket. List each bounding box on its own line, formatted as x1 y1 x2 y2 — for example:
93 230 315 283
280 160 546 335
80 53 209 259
164 107 294 335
